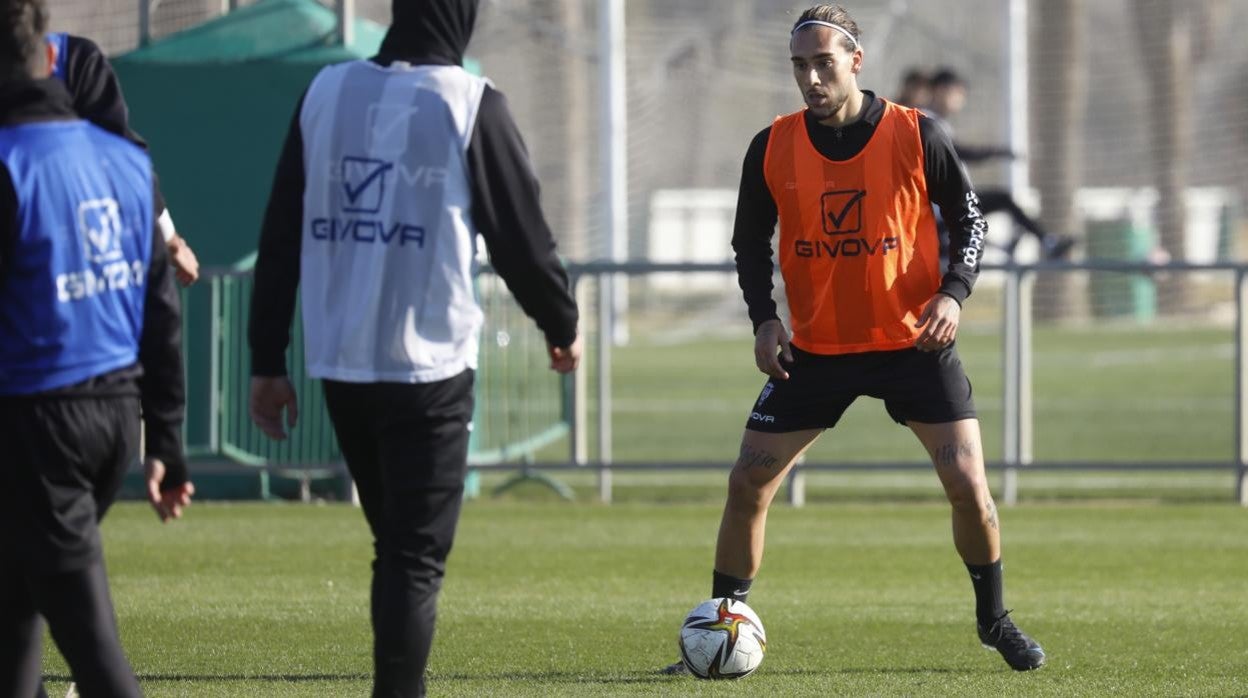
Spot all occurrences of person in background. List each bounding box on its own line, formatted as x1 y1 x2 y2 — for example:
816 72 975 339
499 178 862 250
924 67 1074 260
46 30 200 285
0 2 192 696
893 66 931 109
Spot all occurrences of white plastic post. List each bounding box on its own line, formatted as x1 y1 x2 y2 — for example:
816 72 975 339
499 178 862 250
599 0 628 345
336 0 354 47
1236 270 1248 506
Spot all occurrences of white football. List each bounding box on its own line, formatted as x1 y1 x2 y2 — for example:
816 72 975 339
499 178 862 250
678 597 767 679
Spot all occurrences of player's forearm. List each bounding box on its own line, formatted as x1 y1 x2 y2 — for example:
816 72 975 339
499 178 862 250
733 233 780 333
921 116 984 303
489 247 579 348
731 199 780 333
475 213 579 348
733 128 781 332
469 87 578 347
475 195 578 347
939 193 987 305
138 232 188 486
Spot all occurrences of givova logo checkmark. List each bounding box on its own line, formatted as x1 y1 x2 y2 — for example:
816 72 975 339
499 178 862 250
77 198 124 263
341 157 394 214
821 189 866 235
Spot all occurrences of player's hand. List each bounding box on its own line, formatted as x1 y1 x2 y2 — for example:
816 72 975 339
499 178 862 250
754 318 793 380
914 293 961 352
167 234 200 286
249 376 299 440
145 458 194 523
548 334 582 374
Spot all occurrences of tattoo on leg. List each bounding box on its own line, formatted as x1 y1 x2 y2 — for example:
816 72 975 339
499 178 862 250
933 441 978 469
986 499 999 530
739 444 779 470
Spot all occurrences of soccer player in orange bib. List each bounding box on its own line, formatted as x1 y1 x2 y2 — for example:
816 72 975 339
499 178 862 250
667 3 1044 673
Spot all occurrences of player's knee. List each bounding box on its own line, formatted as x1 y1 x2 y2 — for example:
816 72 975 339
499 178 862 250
943 476 990 513
726 467 770 513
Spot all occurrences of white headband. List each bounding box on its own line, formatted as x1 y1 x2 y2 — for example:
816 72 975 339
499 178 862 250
791 20 859 50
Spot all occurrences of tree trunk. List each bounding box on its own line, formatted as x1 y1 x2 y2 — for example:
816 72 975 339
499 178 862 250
1030 0 1085 321
1133 0 1193 314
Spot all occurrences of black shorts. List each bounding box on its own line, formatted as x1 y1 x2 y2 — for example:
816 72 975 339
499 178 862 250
744 344 976 432
0 395 139 574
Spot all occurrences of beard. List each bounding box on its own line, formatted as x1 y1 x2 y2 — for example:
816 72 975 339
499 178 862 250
806 90 849 120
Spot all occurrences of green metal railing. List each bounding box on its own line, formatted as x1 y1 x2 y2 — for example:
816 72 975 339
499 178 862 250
182 265 570 485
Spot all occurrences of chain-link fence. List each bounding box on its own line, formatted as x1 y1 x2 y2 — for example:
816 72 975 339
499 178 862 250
47 0 1248 267
42 1 1248 503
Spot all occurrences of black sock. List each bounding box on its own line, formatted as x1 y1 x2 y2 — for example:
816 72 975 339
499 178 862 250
711 570 753 604
966 560 1006 627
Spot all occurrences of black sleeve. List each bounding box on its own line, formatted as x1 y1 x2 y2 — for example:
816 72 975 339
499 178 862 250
138 196 187 489
920 115 985 305
467 86 578 348
63 35 166 214
0 162 14 283
951 141 1013 164
730 127 780 334
248 93 306 377
948 141 1018 164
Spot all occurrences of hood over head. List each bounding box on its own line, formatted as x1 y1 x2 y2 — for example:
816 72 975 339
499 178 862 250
379 0 479 67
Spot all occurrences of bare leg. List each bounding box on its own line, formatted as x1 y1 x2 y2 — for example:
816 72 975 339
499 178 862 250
714 428 823 578
908 419 998 565
911 420 1046 669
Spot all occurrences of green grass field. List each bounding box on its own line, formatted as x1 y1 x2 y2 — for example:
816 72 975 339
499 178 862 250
39 501 1248 696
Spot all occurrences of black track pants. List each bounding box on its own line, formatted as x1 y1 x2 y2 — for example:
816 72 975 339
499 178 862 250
323 371 474 698
0 396 142 697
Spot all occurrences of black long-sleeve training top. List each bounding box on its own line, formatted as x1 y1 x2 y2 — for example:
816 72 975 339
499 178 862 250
248 69 580 376
733 91 986 333
58 34 167 215
0 78 186 485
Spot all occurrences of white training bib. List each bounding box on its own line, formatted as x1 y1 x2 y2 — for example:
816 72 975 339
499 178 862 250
299 61 488 383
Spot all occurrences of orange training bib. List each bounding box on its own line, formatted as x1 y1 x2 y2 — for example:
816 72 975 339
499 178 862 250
764 100 941 355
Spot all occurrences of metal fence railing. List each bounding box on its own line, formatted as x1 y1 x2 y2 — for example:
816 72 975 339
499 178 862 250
561 260 1248 507
175 260 1248 508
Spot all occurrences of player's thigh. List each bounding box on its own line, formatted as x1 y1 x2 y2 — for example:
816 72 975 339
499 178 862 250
324 380 386 524
375 372 474 543
0 399 117 573
908 418 989 494
744 347 858 433
731 428 823 493
878 345 976 427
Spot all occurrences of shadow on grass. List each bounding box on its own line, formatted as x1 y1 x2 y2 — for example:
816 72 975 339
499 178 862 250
44 673 371 683
46 666 974 687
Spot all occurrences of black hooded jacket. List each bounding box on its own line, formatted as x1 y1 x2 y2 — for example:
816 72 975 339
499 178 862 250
59 35 168 215
249 0 579 376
